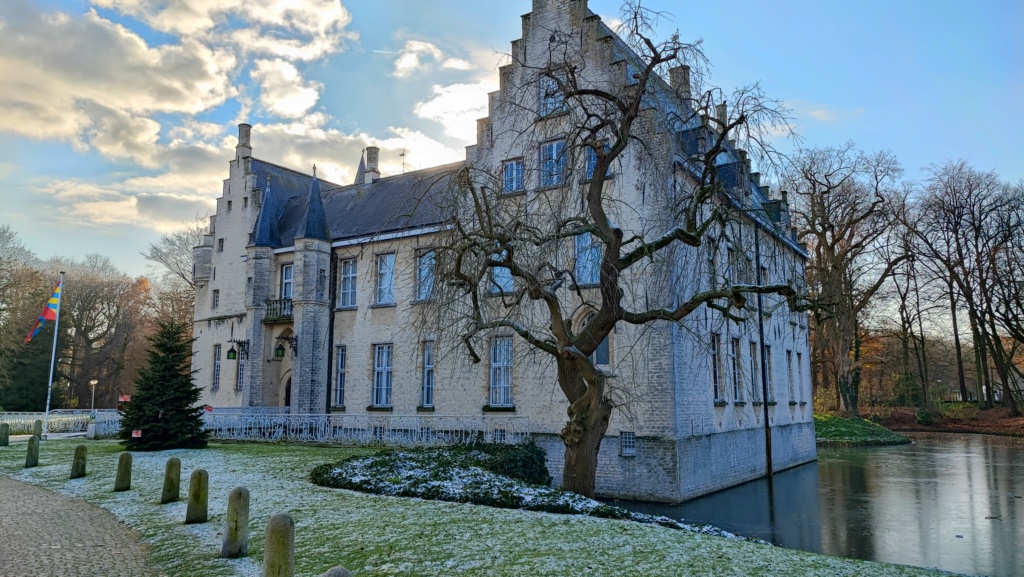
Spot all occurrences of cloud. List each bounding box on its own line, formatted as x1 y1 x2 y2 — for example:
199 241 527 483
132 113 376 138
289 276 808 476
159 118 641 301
251 59 322 118
788 101 865 123
393 40 445 78
413 81 497 143
443 58 472 71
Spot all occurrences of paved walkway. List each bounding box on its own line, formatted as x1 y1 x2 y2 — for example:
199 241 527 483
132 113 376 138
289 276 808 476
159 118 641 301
0 476 155 577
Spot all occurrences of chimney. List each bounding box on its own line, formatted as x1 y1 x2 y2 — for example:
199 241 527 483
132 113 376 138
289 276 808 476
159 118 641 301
781 190 789 203
715 102 727 127
669 65 691 99
236 123 252 159
365 146 381 183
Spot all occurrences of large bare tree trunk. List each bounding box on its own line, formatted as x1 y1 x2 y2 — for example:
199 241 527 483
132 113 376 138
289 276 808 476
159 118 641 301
948 286 969 402
557 359 612 498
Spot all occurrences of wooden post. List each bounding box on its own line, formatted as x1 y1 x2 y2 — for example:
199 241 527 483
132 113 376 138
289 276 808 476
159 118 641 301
262 513 295 577
185 469 209 524
114 452 132 492
70 445 87 479
221 486 250 558
24 435 39 468
161 457 181 504
32 419 42 439
0 423 9 446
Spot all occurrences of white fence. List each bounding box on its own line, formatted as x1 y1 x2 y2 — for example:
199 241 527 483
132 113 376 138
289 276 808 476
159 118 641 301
0 410 531 446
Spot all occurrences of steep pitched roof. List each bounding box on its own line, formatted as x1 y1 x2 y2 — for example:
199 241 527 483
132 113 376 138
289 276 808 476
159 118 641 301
295 175 330 241
250 174 283 248
248 158 460 248
353 152 366 185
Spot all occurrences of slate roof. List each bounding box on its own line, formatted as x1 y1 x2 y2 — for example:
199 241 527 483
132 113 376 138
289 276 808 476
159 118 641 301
249 158 461 249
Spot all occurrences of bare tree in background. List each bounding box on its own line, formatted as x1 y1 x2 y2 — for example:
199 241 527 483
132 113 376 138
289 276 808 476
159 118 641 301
785 144 909 417
432 2 801 497
142 216 207 329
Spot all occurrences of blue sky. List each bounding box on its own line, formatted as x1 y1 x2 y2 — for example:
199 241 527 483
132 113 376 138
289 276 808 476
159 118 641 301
0 0 1020 277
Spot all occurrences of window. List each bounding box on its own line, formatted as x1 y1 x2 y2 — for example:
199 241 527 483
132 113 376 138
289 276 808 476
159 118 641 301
211 289 220 310
620 431 637 456
787 350 794 401
243 197 249 209
493 428 508 443
749 341 760 402
539 73 566 116
584 314 610 367
726 248 736 284
212 344 222 392
417 251 436 301
376 254 395 305
711 333 722 401
335 346 346 406
217 238 224 253
490 253 514 294
372 344 393 407
421 341 435 407
338 259 356 307
765 345 774 401
226 200 232 212
489 337 513 407
731 338 742 400
540 140 566 187
502 159 525 193
585 143 611 180
797 352 804 402
280 265 293 299
235 359 245 391
575 233 602 286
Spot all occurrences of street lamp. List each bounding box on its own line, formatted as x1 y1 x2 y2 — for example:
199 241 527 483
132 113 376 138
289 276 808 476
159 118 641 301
89 379 99 419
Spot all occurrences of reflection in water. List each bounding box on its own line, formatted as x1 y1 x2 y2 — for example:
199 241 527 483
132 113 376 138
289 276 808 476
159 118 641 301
613 434 1024 577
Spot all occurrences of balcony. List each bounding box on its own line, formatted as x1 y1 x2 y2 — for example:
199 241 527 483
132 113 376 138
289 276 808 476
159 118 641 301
263 299 293 323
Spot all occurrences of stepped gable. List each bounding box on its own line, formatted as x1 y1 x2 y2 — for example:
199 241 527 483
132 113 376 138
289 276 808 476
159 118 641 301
250 158 462 247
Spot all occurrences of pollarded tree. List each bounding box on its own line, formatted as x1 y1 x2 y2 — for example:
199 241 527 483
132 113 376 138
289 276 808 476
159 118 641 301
431 1 801 497
118 318 208 450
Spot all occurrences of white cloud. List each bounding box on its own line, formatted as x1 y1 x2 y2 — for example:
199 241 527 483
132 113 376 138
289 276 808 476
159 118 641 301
251 59 322 118
443 58 472 71
393 40 445 78
413 81 497 143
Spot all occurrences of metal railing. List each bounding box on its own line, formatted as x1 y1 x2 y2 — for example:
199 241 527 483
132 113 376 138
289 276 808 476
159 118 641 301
263 299 293 322
0 410 121 435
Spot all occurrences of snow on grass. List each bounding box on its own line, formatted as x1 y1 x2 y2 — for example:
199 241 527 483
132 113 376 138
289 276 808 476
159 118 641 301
0 440 956 577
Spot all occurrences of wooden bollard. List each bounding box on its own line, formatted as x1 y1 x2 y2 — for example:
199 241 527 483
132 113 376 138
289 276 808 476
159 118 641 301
70 445 87 479
321 567 352 577
161 458 181 504
24 435 39 468
114 452 132 491
0 423 9 446
262 513 295 577
221 486 250 558
185 469 209 524
32 420 42 439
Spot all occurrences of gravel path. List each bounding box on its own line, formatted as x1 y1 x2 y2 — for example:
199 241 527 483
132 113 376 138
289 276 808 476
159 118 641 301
0 475 155 577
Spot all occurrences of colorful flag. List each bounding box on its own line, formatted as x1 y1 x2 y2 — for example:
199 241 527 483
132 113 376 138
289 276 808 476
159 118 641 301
23 280 62 344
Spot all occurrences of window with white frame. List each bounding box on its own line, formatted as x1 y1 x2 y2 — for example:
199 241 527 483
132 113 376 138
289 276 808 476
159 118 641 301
421 341 435 407
338 259 356 307
787 349 794 401
540 140 566 187
490 252 514 294
749 341 760 402
731 337 742 400
502 159 525 193
493 428 508 443
583 313 610 368
335 346 346 406
280 264 293 299
376 254 395 305
489 337 513 407
711 333 722 401
765 345 774 401
585 143 611 180
212 344 221 391
417 251 436 301
372 344 393 406
620 431 637 456
235 359 245 391
575 233 601 286
726 248 736 284
797 352 804 402
539 73 566 116
212 289 220 310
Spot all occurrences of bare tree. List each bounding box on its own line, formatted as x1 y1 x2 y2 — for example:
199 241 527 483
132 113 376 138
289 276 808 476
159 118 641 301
142 216 207 329
785 144 909 417
432 2 800 497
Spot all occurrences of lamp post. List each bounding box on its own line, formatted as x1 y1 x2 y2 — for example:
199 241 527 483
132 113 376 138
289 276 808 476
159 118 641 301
89 379 98 419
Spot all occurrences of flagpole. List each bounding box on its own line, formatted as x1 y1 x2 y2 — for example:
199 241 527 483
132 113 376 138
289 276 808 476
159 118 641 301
41 271 64 441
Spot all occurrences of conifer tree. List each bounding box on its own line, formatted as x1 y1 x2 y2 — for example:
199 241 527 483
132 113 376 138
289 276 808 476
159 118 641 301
119 319 208 450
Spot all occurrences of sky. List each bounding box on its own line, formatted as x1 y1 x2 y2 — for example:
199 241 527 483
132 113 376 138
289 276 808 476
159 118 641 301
0 0 1021 277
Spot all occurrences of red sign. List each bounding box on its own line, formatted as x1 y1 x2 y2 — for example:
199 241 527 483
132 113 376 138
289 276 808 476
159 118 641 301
131 430 142 438
118 395 131 402
203 405 214 413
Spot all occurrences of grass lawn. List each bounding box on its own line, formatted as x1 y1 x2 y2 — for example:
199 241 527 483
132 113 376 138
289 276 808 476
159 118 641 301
815 414 912 446
0 438 946 576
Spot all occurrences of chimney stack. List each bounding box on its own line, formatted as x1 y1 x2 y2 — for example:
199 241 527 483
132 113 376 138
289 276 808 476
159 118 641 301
669 65 691 99
715 102 727 127
236 123 252 159
365 146 381 183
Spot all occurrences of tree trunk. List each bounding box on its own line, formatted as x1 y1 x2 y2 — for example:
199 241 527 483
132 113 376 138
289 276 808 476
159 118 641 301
948 285 969 402
557 359 612 498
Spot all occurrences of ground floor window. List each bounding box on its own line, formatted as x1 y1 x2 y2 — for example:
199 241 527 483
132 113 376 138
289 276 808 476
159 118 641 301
373 344 393 407
489 337 513 406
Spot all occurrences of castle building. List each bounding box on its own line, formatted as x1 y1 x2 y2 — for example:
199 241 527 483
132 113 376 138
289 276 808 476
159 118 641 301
193 0 816 502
